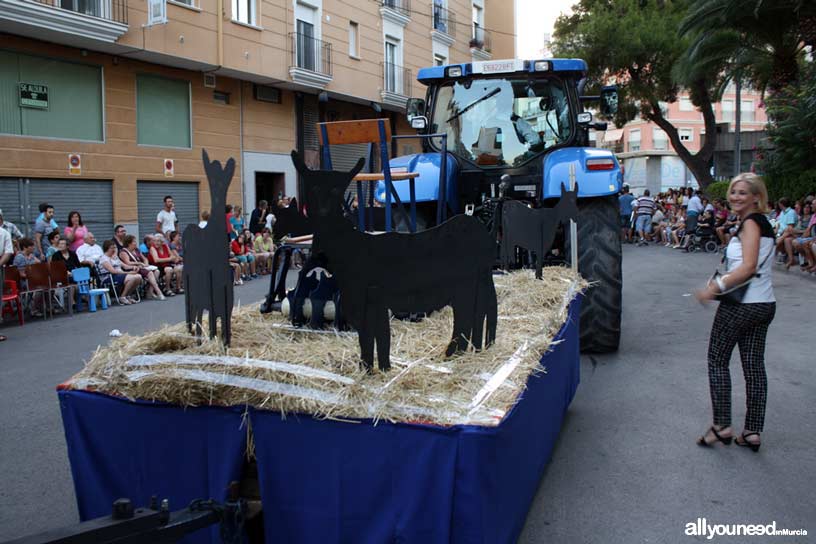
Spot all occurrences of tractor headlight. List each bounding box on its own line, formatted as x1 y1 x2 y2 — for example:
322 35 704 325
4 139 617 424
533 61 550 71
446 66 462 78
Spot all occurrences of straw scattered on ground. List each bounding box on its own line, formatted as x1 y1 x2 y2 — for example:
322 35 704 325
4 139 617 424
64 267 584 427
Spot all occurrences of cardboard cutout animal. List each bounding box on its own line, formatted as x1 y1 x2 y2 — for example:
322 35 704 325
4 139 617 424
292 151 497 371
500 183 579 279
182 150 235 344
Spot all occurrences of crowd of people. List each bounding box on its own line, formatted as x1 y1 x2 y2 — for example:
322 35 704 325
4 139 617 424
0 196 293 337
619 185 816 273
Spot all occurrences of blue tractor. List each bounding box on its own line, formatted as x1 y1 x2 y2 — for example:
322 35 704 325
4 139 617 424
377 58 622 352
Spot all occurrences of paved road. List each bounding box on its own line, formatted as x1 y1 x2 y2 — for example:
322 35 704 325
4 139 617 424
1 246 814 542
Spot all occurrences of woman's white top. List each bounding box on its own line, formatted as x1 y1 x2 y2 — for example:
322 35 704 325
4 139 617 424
725 215 775 303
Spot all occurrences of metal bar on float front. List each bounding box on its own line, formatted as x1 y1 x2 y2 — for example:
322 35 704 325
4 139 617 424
569 163 578 275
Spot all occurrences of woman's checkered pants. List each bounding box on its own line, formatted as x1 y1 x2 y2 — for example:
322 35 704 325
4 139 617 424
707 301 776 432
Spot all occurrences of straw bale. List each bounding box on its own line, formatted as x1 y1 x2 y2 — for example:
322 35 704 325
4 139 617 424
64 267 584 427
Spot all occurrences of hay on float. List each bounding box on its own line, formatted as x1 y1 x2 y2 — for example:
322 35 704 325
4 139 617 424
63 267 583 427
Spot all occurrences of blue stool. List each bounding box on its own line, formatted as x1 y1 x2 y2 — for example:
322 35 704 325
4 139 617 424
72 267 109 312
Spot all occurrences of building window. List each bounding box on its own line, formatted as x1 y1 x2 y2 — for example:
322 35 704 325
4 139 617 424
348 21 359 58
385 39 401 93
433 53 446 66
232 0 256 25
628 129 641 152
679 128 693 142
679 97 693 111
0 50 103 141
741 99 754 122
136 74 191 148
170 0 195 6
653 128 668 150
721 99 734 122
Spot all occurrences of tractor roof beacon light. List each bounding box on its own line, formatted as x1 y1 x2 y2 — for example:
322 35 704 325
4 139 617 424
586 158 616 171
446 66 463 78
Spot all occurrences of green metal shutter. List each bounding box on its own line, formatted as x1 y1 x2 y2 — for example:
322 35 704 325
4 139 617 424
28 179 113 239
136 75 191 148
0 51 22 135
137 181 199 239
0 178 24 232
17 53 103 141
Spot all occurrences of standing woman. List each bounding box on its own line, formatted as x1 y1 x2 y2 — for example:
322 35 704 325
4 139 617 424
63 211 88 252
695 173 776 451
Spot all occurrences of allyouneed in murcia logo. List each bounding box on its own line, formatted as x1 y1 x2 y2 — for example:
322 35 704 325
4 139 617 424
685 518 808 539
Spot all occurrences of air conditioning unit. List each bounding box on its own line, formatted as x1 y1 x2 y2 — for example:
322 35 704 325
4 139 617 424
254 84 281 104
203 73 216 88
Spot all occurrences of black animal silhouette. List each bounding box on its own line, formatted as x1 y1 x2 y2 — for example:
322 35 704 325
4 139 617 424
182 150 235 344
272 197 310 241
500 183 579 279
292 151 497 371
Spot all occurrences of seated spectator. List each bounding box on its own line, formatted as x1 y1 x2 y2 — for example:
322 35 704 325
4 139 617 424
253 228 274 274
76 232 104 267
51 237 82 274
64 211 88 252
140 234 153 255
198 210 210 229
230 232 256 281
774 197 798 262
168 230 184 260
112 224 127 252
0 209 23 240
119 234 164 301
44 230 61 260
783 203 812 269
98 240 142 305
670 209 687 248
716 209 740 247
12 238 42 316
148 233 184 296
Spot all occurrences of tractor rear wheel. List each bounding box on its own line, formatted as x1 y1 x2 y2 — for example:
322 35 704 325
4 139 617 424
568 195 622 352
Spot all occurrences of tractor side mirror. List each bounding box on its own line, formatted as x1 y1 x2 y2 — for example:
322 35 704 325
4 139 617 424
600 86 619 116
406 98 426 123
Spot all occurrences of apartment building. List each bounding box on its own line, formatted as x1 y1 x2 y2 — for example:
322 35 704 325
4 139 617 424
0 0 515 238
599 85 767 193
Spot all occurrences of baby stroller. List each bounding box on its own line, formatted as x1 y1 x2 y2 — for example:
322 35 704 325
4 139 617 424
687 223 719 253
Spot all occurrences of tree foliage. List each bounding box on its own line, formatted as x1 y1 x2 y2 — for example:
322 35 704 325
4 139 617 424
553 0 721 188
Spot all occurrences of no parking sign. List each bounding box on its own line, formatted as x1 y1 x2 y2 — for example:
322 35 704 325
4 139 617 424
68 153 81 176
164 158 174 177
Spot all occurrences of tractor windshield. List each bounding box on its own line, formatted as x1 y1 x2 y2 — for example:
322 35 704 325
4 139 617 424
430 76 572 168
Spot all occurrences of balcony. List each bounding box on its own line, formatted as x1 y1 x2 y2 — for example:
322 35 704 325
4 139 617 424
0 0 128 44
430 3 455 46
289 32 333 89
380 62 412 109
380 0 410 26
469 25 491 60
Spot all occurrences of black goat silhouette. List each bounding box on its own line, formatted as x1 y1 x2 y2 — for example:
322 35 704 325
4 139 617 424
500 183 579 279
182 150 235 344
292 151 497 372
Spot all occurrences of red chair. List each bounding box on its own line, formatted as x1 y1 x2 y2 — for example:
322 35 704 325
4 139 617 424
2 278 24 326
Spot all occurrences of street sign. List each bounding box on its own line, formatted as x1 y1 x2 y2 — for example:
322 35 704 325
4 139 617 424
19 83 48 109
68 153 81 176
164 158 174 178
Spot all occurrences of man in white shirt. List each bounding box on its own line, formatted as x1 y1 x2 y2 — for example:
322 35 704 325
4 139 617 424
76 232 104 266
156 195 178 235
0 222 12 341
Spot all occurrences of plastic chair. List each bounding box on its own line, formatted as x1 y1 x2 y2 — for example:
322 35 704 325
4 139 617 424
72 266 109 312
2 278 24 326
5 265 45 319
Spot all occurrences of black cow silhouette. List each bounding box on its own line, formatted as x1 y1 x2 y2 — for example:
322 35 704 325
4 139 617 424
182 150 235 344
500 183 579 279
292 151 497 371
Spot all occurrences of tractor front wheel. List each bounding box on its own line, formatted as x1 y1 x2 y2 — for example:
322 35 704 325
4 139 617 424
568 195 622 353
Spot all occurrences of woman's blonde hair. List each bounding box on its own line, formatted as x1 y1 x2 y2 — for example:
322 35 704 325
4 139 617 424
728 173 769 214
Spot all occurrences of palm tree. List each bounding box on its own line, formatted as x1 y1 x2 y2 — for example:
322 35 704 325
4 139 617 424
680 0 813 94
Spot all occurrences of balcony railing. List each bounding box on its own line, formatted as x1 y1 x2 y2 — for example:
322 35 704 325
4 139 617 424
289 32 332 77
470 25 491 52
381 62 412 96
432 3 455 36
380 0 410 18
30 0 128 24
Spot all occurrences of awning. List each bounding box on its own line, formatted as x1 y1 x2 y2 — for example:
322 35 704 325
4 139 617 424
603 128 624 142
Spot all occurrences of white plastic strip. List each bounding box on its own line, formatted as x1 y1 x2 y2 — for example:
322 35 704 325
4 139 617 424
269 323 356 337
467 341 530 416
126 354 354 385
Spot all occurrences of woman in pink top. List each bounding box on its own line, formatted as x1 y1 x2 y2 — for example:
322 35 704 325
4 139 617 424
63 211 88 252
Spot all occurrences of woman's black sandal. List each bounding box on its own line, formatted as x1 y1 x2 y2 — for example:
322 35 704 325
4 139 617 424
697 426 733 447
735 432 761 452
